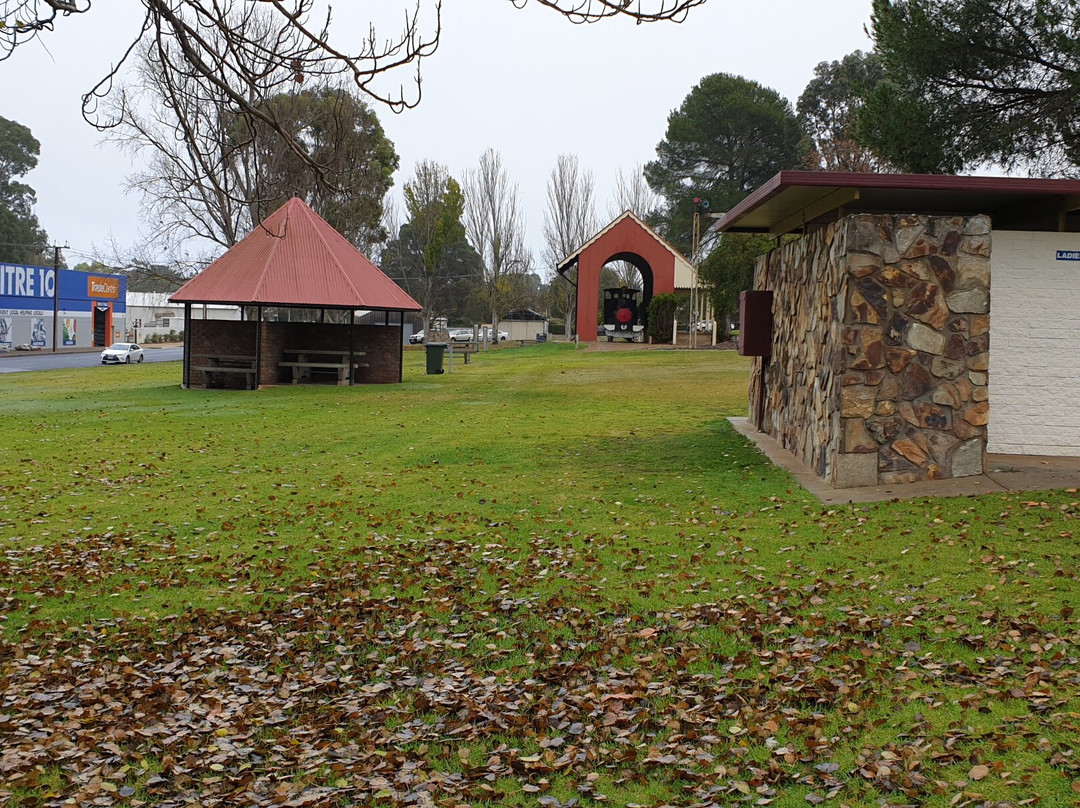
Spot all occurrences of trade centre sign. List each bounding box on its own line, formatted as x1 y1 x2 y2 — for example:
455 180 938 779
88 275 121 299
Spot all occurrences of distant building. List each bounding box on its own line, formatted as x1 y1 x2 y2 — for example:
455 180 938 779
499 309 549 341
0 264 126 351
126 292 239 342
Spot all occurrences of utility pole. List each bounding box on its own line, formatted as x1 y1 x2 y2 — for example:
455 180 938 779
50 243 64 353
691 198 709 350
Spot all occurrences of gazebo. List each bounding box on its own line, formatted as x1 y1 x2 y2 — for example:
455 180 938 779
171 197 421 389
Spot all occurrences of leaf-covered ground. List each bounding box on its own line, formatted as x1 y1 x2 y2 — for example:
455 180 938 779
1 346 1078 807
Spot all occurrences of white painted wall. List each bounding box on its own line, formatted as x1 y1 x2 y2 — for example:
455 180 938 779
989 231 1080 455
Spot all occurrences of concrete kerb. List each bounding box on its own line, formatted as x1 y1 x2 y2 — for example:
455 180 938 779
729 417 1080 503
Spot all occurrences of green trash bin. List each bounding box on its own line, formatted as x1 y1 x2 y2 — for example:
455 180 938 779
425 342 446 374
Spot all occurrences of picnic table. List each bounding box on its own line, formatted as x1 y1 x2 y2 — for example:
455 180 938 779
190 354 258 390
279 349 367 385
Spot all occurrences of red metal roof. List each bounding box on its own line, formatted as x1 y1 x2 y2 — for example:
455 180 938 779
171 198 421 311
715 171 1080 235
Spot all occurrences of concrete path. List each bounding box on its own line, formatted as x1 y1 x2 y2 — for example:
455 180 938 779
730 417 1080 503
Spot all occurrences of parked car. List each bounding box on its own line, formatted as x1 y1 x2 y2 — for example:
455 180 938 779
101 342 144 364
482 328 509 342
409 329 425 344
448 329 474 342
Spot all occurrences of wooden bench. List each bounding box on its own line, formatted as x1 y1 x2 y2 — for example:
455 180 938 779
191 354 257 390
516 339 538 346
281 349 368 385
445 343 478 365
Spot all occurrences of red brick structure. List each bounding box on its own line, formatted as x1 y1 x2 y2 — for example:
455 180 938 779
557 211 693 342
171 198 420 389
185 320 404 388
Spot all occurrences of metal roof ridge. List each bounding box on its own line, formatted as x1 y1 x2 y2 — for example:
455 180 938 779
246 199 364 306
248 203 294 303
292 199 367 305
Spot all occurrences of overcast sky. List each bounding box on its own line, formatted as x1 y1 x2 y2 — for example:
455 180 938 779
3 1 874 273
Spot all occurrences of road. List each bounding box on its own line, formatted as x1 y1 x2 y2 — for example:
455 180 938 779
0 346 184 374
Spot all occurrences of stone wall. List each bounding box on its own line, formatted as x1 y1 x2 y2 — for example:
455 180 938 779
748 222 847 480
749 213 991 487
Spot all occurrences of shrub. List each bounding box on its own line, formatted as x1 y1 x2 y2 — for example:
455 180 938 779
648 293 678 343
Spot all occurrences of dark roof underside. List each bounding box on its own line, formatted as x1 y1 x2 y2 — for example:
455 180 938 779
715 171 1080 235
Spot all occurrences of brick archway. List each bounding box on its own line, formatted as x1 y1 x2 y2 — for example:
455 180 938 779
557 212 693 342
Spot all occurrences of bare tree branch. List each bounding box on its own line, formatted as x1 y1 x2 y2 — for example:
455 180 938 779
1 0 708 245
0 0 91 58
464 148 530 333
542 154 596 338
105 6 398 254
609 163 659 219
510 0 705 24
3 0 709 128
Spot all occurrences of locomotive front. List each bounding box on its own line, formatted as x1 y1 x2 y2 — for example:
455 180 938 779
601 286 645 342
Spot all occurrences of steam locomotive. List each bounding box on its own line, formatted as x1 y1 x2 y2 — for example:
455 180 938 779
601 286 645 342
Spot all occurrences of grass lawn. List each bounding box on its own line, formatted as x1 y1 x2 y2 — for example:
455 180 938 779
1 343 1078 808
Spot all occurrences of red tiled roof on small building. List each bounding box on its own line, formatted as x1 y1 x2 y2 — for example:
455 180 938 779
171 198 420 311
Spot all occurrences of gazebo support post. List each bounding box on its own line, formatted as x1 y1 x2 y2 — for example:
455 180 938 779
255 306 263 390
349 309 355 386
182 303 192 389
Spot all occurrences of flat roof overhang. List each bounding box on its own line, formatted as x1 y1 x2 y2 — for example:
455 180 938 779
714 171 1080 235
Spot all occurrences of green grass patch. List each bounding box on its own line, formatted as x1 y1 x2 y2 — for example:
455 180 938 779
1 344 1079 807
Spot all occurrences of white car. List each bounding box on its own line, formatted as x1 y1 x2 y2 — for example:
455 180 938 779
483 328 508 342
448 329 474 343
101 342 144 364
409 329 425 344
